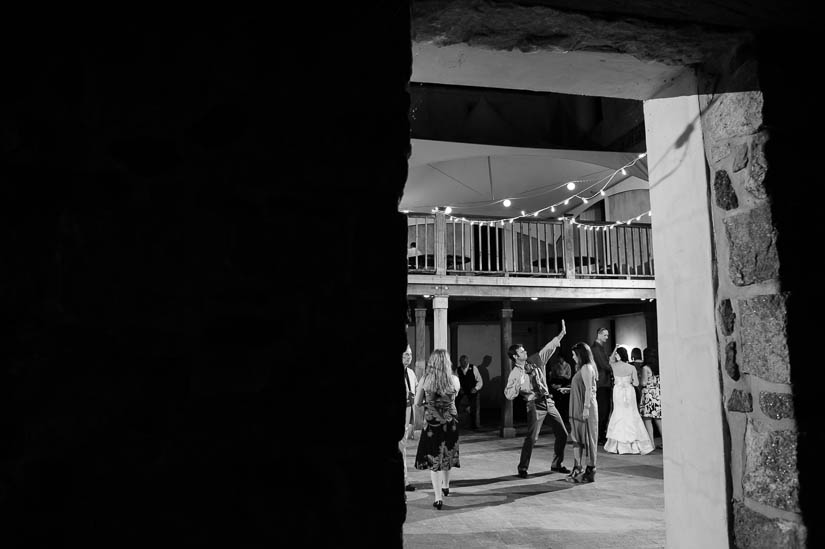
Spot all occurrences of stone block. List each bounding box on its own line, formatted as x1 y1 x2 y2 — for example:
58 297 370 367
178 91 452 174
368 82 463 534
718 299 735 336
704 91 763 141
733 501 806 548
708 140 731 163
724 206 779 286
713 170 738 210
725 341 740 381
732 141 749 172
746 132 769 200
742 419 799 512
759 391 794 420
739 293 790 384
727 388 751 412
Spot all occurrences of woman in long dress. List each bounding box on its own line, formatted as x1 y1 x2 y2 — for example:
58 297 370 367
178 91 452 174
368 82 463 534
604 347 654 455
414 349 461 510
566 342 599 483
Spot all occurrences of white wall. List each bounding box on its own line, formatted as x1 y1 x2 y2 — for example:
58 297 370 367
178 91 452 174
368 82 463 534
456 324 502 408
614 313 647 357
644 93 728 548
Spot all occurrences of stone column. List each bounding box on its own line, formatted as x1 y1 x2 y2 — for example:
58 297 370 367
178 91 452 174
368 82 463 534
562 217 576 279
414 306 427 381
500 303 515 438
432 296 448 350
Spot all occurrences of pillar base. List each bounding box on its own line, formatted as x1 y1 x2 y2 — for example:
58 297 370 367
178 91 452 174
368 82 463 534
499 427 516 438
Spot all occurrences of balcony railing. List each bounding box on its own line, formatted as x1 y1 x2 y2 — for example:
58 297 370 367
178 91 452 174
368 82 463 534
407 213 654 280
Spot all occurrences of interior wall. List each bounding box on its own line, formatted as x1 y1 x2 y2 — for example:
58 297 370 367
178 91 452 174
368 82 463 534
606 189 651 222
614 313 648 356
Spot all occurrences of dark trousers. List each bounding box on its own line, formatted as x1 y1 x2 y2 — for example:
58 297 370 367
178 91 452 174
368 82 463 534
457 390 479 428
596 386 612 441
518 400 568 473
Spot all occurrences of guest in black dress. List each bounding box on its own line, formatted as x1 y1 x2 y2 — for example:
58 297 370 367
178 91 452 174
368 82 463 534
414 349 461 510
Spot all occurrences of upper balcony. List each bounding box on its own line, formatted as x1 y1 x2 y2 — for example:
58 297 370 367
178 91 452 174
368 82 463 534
407 212 655 300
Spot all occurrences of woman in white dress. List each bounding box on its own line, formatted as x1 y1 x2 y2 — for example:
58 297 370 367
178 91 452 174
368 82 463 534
604 347 654 455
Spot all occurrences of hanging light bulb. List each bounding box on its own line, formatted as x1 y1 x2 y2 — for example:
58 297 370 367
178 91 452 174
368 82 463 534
582 197 588 204
550 206 555 212
600 190 605 196
621 168 627 175
638 153 647 159
564 199 570 205
520 210 526 216
445 206 452 214
503 199 512 207
566 182 576 191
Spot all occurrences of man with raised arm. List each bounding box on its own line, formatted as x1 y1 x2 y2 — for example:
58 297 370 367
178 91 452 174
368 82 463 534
504 320 570 478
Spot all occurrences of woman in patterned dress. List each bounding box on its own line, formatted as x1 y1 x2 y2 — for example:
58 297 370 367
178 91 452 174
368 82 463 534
414 349 461 510
639 348 663 449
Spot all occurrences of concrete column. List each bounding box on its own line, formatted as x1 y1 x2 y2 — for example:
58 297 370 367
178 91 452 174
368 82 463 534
435 211 447 275
644 92 727 548
500 304 515 438
432 296 449 350
414 307 427 381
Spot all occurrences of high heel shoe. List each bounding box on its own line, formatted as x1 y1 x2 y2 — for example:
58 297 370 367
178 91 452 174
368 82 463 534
580 466 596 483
441 488 449 497
566 466 583 483
432 500 443 510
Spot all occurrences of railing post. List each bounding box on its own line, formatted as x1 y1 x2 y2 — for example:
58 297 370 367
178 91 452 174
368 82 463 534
502 221 513 276
562 217 576 279
434 211 447 275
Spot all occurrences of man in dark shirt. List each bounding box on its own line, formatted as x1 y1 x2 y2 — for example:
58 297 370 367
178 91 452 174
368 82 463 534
456 355 483 430
592 327 613 444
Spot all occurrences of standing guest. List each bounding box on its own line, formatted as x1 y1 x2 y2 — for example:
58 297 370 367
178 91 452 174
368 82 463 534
640 348 663 449
400 345 418 493
414 349 461 510
604 347 654 455
456 355 483 430
630 347 644 403
591 327 613 445
548 353 573 429
567 342 599 483
504 320 570 478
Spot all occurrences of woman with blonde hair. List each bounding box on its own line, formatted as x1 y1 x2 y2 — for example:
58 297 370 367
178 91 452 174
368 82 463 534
414 349 461 510
567 342 599 483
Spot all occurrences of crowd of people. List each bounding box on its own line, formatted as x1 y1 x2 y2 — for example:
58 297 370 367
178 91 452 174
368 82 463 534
399 324 663 509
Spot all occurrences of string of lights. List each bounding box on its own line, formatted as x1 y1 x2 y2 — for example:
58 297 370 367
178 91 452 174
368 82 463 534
412 153 647 223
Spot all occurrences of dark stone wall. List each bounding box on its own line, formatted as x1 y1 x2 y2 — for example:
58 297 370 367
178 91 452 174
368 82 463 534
1 10 411 546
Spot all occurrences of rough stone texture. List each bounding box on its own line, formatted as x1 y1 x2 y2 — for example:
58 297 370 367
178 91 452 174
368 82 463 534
412 0 749 66
724 206 779 286
702 91 763 142
739 293 790 383
719 299 735 335
732 141 749 172
725 341 740 381
709 140 731 164
733 501 807 548
713 169 739 210
728 388 752 412
743 419 800 512
760 391 795 420
746 131 769 199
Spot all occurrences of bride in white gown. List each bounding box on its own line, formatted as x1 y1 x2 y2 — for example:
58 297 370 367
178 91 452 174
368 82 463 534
604 347 654 455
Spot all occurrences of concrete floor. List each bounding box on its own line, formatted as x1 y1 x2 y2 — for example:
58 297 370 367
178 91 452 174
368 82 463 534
403 425 665 549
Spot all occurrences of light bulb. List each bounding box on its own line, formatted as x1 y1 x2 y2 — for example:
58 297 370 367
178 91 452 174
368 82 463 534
621 168 627 175
600 190 605 196
503 199 511 207
520 210 526 216
530 297 538 301
582 197 588 203
566 182 576 191
638 153 647 159
445 206 452 214
564 199 570 205
550 206 555 212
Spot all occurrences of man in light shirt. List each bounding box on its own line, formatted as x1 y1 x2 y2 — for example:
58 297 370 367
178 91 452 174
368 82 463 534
401 344 418 493
504 320 570 478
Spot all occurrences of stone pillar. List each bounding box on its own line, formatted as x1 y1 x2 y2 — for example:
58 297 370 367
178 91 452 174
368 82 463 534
414 306 427 381
432 296 448 350
644 93 728 547
500 303 515 438
434 211 447 276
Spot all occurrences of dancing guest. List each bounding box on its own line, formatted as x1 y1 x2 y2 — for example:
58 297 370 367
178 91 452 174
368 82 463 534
414 349 461 510
504 320 569 478
640 348 663 449
604 347 654 455
567 342 599 483
456 355 483 430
